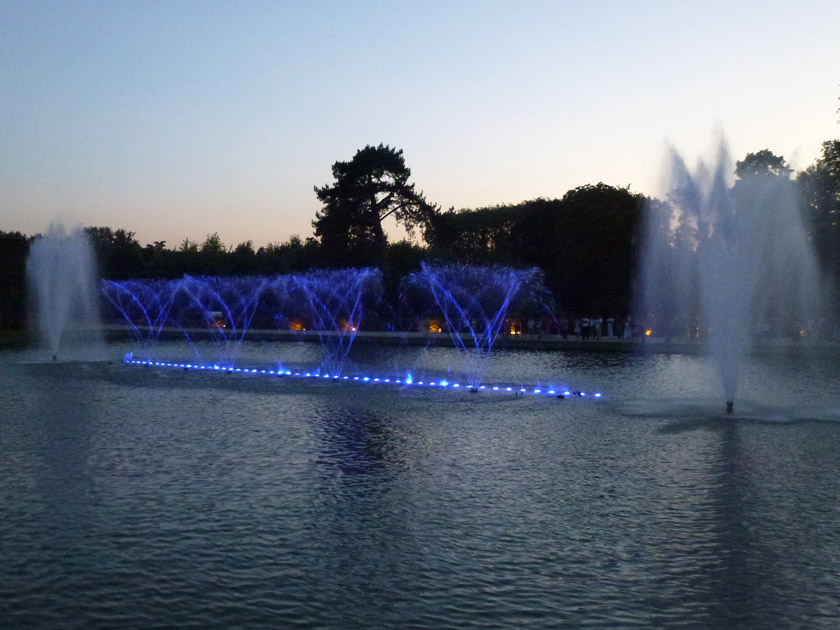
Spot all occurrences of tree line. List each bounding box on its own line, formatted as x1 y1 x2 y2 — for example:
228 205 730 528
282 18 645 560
2 140 838 330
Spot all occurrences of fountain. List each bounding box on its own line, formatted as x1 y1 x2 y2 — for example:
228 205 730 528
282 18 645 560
103 268 383 377
106 263 598 398
400 262 552 388
636 140 824 412
26 225 106 361
103 274 281 367
288 267 383 376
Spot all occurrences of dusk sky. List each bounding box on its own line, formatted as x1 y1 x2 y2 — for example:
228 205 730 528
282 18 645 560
2 0 838 249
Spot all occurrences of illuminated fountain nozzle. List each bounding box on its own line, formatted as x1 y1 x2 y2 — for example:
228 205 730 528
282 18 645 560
123 358 604 401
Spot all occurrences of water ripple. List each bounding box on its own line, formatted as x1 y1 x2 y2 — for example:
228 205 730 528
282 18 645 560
2 350 840 628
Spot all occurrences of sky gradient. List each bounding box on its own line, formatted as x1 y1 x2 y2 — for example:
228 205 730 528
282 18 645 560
2 0 839 249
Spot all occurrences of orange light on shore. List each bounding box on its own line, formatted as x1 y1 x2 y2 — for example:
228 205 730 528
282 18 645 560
645 329 652 336
429 321 442 333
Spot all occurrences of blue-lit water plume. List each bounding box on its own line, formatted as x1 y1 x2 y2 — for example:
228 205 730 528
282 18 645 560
103 268 383 376
290 267 382 376
102 275 274 366
105 264 594 397
401 262 552 388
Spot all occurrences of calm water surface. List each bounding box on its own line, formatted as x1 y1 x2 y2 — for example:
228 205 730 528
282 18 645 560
2 342 840 628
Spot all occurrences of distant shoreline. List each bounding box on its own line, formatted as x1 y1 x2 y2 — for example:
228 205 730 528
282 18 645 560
100 325 840 357
4 326 837 357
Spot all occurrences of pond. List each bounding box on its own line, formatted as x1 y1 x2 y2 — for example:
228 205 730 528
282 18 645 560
2 342 839 628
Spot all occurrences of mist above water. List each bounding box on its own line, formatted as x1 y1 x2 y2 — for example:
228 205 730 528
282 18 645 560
26 225 105 360
636 140 824 405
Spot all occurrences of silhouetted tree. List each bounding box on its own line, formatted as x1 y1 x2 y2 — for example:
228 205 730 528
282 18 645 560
312 144 437 267
196 233 233 275
0 231 30 329
256 235 321 274
231 240 257 274
200 233 225 254
427 187 645 315
143 240 180 278
383 239 428 306
426 204 522 264
533 184 645 316
84 227 144 279
179 238 198 253
735 149 792 179
799 140 840 294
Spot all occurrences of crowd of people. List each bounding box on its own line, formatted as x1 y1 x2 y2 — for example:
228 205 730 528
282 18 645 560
506 316 638 341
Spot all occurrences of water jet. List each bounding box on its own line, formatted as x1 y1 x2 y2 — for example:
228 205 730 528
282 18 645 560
637 139 824 409
27 225 106 361
400 262 551 388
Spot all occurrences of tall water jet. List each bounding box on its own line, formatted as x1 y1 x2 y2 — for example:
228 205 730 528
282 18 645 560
27 225 105 360
636 140 824 411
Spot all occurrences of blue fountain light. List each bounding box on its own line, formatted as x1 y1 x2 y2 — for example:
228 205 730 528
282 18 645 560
107 265 609 408
400 263 553 390
122 357 604 400
104 268 383 378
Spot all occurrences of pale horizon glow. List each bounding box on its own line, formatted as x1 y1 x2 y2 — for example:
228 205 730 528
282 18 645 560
2 1 838 249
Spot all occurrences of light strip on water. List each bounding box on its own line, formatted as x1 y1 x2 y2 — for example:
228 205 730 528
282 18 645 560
123 358 603 399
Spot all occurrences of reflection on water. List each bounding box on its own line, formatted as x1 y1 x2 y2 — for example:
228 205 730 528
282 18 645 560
1 343 839 628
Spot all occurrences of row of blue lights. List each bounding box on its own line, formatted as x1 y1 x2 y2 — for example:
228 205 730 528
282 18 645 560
123 358 602 399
